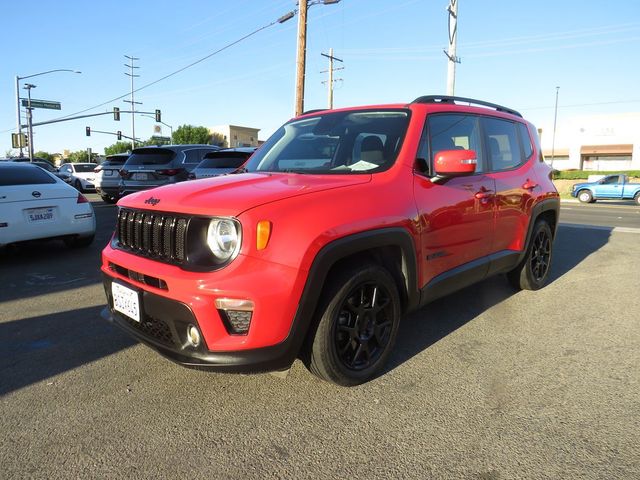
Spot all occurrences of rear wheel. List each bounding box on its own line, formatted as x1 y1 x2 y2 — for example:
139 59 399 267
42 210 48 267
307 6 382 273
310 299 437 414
74 179 84 193
634 192 640 206
507 220 553 291
577 189 593 203
101 194 117 204
308 264 401 386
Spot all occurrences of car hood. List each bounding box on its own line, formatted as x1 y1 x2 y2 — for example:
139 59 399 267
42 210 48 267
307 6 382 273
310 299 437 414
118 172 372 216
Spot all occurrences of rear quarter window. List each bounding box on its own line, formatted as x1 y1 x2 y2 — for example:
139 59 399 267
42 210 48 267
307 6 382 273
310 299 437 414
0 166 57 186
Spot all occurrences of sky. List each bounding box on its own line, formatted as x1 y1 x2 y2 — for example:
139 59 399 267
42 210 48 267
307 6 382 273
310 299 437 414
2 0 640 157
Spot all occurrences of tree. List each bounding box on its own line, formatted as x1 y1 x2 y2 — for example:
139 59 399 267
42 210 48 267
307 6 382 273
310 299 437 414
172 125 212 145
104 142 132 156
211 132 226 147
66 150 90 163
34 151 53 162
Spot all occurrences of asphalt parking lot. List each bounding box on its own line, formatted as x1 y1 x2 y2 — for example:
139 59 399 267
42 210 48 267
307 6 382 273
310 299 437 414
1 197 639 479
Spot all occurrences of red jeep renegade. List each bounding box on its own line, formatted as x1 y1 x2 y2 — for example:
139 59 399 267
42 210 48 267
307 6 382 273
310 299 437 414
101 96 560 386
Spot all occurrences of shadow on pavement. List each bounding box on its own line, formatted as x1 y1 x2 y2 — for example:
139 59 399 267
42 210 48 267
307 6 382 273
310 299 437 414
386 225 612 374
0 305 136 396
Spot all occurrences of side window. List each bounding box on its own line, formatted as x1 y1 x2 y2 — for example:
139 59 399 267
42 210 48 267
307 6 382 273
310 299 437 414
517 123 534 159
427 114 484 173
602 176 620 185
483 117 522 171
183 149 202 164
60 165 71 173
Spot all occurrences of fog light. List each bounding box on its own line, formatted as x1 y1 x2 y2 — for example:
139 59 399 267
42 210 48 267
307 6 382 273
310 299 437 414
186 324 201 347
215 298 254 335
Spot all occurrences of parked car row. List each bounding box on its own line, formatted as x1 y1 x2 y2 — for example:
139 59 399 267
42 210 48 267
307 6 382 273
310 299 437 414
96 146 257 203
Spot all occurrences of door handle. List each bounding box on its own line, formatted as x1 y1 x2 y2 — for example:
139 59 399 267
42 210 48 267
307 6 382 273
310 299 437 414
474 188 494 199
522 179 538 190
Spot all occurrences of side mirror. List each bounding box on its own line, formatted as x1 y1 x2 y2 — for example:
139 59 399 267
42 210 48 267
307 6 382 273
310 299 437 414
433 149 477 177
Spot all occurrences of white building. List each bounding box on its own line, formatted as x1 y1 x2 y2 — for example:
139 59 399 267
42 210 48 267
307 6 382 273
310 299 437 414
538 112 640 171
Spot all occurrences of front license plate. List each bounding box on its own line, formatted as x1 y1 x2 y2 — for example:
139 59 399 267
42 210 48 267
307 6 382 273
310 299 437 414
26 207 55 223
112 282 140 322
132 173 148 181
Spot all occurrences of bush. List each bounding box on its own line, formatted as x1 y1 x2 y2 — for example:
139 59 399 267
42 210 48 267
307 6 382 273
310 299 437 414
553 170 640 180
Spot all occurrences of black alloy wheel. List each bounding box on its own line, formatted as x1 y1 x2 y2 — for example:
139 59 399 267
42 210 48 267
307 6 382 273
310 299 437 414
308 264 401 386
529 228 552 283
333 281 394 371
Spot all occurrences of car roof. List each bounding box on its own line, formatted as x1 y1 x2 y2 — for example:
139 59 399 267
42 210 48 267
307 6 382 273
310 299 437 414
131 144 220 154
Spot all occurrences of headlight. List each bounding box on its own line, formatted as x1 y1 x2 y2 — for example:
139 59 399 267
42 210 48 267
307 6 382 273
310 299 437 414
206 218 241 261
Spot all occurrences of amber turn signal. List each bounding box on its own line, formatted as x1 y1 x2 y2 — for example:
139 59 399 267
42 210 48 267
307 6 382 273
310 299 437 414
256 220 272 250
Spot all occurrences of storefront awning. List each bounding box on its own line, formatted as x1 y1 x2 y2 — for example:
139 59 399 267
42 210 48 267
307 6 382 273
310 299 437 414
580 144 633 155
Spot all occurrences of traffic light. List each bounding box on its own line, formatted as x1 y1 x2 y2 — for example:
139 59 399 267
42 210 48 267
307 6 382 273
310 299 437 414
155 109 161 122
113 107 120 121
85 126 91 136
117 131 122 140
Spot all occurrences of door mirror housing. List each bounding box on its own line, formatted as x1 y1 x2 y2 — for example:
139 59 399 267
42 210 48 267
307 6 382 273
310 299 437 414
433 149 477 177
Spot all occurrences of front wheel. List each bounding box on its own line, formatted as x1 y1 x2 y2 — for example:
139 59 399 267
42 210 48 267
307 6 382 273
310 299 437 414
507 220 554 291
308 264 401 386
577 189 593 203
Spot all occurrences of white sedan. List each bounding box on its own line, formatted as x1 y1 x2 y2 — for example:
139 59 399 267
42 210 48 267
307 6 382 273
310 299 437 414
58 162 98 192
0 162 96 248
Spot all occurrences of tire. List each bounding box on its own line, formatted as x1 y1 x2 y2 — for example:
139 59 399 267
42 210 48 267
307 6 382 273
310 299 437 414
101 194 117 204
507 220 553 291
64 235 94 249
308 264 401 386
577 189 593 203
74 179 84 192
634 192 640 206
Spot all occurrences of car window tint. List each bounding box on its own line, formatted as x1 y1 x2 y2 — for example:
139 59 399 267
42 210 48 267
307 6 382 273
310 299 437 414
602 176 620 184
427 114 484 172
517 123 534 159
183 149 204 164
126 149 175 165
74 164 96 173
199 154 248 169
482 117 523 171
0 166 57 186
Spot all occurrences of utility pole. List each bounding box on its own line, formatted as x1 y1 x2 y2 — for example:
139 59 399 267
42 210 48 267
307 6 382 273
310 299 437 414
551 86 560 169
444 0 460 95
321 48 343 109
24 83 36 161
294 0 309 117
124 55 141 149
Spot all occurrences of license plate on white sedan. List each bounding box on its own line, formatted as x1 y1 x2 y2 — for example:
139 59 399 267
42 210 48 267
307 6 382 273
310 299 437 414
26 207 55 223
132 173 148 181
112 282 141 322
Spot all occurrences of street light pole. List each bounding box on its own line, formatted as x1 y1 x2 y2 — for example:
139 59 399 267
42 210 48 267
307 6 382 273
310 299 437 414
24 84 36 161
551 86 560 170
14 69 80 157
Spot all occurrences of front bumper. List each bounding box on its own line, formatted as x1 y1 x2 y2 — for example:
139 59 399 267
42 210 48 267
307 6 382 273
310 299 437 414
100 246 309 372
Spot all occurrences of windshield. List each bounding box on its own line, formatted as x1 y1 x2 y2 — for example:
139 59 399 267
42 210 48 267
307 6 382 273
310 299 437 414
244 109 410 174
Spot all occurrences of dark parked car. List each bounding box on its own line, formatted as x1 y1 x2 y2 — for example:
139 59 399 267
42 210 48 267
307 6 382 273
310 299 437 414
118 145 220 196
0 157 71 184
188 147 257 179
95 153 129 203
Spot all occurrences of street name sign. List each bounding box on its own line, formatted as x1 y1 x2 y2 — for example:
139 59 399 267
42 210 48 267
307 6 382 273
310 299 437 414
21 99 62 110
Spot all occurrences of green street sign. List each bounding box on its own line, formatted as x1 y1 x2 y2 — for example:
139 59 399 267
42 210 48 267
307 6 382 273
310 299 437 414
21 98 61 110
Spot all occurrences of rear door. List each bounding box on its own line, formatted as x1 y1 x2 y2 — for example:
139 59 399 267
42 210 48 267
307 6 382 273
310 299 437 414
413 113 495 288
484 118 537 255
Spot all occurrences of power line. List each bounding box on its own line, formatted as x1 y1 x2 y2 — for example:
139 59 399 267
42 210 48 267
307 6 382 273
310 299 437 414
44 12 294 124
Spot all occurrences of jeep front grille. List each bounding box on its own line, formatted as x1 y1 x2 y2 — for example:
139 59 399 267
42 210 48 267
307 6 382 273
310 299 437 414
117 208 188 263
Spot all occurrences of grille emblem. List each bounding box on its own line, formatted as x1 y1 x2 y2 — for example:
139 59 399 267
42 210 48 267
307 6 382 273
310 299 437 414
144 197 160 206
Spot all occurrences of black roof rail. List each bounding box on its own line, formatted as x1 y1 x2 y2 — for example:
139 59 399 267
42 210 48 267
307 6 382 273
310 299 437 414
411 95 522 118
301 108 327 115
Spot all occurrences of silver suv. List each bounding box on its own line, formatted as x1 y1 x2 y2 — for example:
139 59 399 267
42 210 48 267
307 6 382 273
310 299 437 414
118 145 220 196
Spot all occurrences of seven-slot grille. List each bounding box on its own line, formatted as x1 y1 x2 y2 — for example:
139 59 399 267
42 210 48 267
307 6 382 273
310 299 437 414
117 209 188 262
